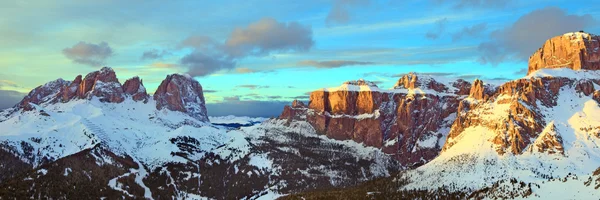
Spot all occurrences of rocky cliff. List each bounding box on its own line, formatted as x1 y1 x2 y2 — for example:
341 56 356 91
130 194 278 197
528 32 600 75
153 74 209 122
282 31 600 166
280 76 484 166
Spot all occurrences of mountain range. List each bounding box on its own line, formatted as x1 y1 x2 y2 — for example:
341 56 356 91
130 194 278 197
1 32 600 199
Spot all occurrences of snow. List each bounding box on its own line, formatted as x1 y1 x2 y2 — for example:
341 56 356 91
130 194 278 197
526 68 600 80
324 79 380 92
325 109 380 120
208 115 268 125
248 153 273 170
64 168 71 176
37 169 48 175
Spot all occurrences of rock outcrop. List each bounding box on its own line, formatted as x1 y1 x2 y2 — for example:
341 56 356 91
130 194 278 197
16 67 210 123
19 79 70 111
154 74 209 122
77 67 125 103
122 76 148 102
528 32 600 75
280 75 480 166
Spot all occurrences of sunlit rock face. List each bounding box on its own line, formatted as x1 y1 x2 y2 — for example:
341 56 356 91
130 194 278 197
19 78 70 111
17 67 135 111
77 67 125 103
122 76 148 102
528 32 600 75
444 32 600 156
153 74 209 122
281 77 480 166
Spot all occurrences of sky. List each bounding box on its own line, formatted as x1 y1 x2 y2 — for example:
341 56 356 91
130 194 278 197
0 0 599 117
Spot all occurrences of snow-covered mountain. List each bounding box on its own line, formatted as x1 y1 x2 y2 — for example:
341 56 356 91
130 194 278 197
0 68 399 199
2 32 600 199
282 32 600 199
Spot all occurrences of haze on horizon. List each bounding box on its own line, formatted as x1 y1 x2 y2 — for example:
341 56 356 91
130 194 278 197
1 0 599 117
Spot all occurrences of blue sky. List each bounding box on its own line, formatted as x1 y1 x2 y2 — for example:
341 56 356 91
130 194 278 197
0 0 599 116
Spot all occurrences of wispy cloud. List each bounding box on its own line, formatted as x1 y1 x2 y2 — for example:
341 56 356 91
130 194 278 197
297 60 375 68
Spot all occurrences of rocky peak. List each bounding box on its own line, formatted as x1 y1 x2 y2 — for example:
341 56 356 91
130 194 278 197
60 75 82 102
528 31 600 75
394 72 451 93
19 79 70 111
122 76 148 102
77 67 124 103
153 74 209 122
395 72 419 89
469 79 495 101
291 100 306 108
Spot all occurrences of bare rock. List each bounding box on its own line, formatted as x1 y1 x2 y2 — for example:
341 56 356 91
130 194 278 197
528 32 600 75
154 74 209 122
122 76 148 102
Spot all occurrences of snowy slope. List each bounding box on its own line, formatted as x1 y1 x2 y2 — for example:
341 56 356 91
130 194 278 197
0 95 399 199
399 68 600 197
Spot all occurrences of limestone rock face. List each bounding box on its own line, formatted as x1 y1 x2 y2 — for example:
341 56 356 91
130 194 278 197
283 75 479 166
154 74 209 122
122 76 148 102
528 122 564 155
528 32 600 75
61 75 82 102
77 67 124 103
469 79 496 101
17 67 151 110
19 79 70 111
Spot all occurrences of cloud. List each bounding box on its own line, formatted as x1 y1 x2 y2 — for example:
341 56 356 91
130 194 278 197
297 60 375 68
433 0 511 10
326 0 370 26
206 100 288 117
150 62 178 69
478 7 597 65
236 85 269 90
62 41 113 66
224 17 314 57
235 67 257 74
179 35 217 49
425 18 448 40
180 51 235 76
513 68 528 75
0 80 20 88
203 89 218 93
178 18 314 76
452 23 487 41
141 49 171 60
223 96 241 101
455 74 481 80
0 90 25 109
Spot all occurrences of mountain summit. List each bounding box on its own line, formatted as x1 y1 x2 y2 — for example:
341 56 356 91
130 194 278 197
528 31 600 75
12 67 208 122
